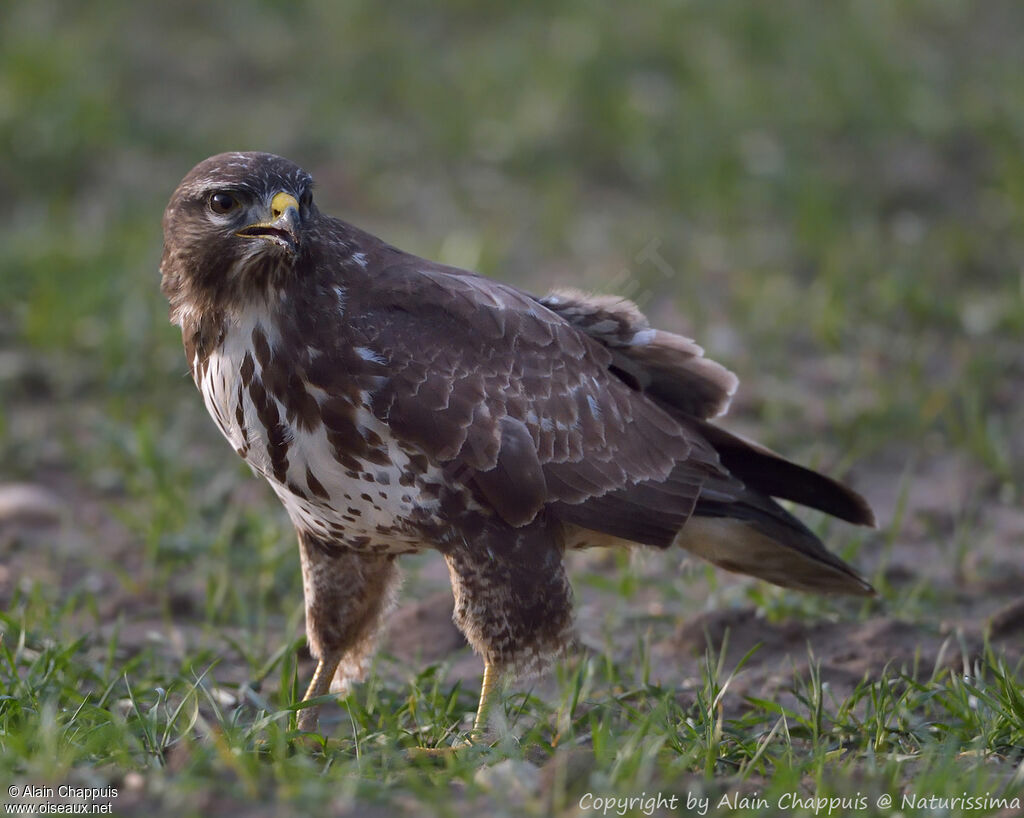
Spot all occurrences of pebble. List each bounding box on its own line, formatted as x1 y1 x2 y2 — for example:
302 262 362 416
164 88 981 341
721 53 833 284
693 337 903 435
0 483 62 526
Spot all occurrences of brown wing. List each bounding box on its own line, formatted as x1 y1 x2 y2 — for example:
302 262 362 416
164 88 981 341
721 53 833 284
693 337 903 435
345 260 718 532
325 243 872 594
540 288 875 528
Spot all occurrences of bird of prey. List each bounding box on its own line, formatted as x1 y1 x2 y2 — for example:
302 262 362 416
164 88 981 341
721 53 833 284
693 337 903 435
161 152 875 735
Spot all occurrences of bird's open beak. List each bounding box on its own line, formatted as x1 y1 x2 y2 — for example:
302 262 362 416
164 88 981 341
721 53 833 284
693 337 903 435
235 192 301 252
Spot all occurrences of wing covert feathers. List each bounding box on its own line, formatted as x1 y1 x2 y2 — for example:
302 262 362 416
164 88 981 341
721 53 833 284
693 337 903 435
357 263 694 527
539 288 738 419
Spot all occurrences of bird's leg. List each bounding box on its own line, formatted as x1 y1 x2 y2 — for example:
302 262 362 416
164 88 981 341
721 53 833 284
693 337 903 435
405 665 500 758
443 525 573 743
297 651 343 732
406 664 498 758
294 533 400 736
472 660 499 735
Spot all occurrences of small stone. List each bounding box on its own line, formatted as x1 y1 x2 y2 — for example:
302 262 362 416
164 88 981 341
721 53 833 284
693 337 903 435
123 771 145 792
0 483 62 526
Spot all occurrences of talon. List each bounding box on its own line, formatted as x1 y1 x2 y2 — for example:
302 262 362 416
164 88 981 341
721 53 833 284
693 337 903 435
405 745 462 761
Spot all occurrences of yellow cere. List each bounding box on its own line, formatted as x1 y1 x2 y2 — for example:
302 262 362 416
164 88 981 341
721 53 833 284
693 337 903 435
271 192 300 219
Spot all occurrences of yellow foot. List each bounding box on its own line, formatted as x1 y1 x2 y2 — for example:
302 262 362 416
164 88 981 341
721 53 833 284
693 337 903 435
291 732 346 754
405 734 492 760
405 745 464 761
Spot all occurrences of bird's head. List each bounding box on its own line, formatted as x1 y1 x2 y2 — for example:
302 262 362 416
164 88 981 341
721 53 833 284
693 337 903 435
161 151 317 324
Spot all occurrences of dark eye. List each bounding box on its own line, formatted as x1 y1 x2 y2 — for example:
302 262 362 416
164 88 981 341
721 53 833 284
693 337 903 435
209 191 239 214
300 190 313 210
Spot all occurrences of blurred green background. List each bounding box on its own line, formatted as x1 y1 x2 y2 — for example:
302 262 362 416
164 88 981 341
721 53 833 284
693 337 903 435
2 0 1024 466
2 1 1023 814
3 0 1022 482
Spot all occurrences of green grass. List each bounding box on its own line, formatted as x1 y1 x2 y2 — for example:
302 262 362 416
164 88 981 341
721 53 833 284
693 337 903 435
3 592 1024 815
2 0 1023 815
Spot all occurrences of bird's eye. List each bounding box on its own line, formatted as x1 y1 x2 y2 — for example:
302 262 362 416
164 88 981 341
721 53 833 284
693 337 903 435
300 190 313 210
209 192 239 215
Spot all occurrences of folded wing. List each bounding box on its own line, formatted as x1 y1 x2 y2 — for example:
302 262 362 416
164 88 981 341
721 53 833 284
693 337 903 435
350 258 874 595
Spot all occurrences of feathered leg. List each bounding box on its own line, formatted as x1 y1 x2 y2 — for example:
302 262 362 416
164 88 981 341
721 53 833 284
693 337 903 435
443 518 574 738
296 532 400 733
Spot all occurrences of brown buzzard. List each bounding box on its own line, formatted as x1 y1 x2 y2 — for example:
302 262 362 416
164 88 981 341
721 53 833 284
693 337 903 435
161 152 875 735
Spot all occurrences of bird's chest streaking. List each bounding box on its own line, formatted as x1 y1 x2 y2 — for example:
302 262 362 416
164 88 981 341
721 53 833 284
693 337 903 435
190 305 440 554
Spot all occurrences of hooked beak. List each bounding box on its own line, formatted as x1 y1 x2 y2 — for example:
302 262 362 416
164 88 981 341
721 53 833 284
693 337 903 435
235 192 301 253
